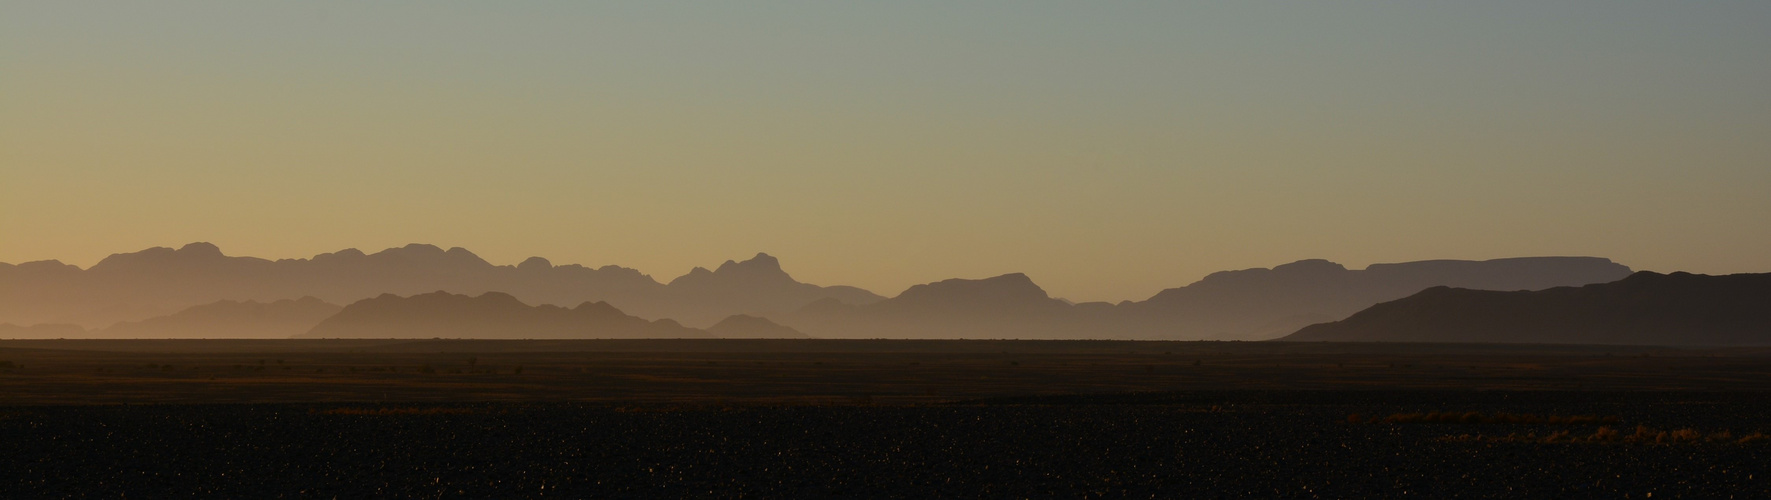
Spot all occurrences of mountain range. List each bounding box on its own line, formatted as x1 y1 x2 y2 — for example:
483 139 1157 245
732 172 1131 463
298 291 707 339
0 243 879 329
1281 271 1771 345
103 297 342 339
778 257 1634 340
1 243 1637 340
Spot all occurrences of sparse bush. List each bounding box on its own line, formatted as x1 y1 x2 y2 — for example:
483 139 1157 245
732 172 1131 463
0 360 14 369
1438 425 1765 445
1377 412 1619 426
1591 426 1619 441
314 407 475 416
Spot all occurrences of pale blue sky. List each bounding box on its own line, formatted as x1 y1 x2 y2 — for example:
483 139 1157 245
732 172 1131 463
4 2 1769 301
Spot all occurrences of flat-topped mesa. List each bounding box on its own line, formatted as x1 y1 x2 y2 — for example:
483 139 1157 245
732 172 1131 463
886 273 1065 313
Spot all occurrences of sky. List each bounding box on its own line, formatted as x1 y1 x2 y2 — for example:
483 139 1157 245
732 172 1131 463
3 1 1769 303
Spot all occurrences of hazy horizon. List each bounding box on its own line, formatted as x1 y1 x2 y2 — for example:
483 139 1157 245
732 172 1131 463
5 2 1769 303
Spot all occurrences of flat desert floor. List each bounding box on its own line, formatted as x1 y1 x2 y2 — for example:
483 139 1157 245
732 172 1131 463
3 340 1768 497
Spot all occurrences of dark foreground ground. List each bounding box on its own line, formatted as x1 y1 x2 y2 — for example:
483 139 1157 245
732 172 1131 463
3 340 1769 498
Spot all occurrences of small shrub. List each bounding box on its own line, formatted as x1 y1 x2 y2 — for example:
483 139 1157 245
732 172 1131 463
1379 412 1619 426
316 407 475 416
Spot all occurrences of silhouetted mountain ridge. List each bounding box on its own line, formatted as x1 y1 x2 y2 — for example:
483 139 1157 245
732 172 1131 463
1281 271 1771 345
707 314 809 339
1121 256 1634 339
0 244 883 329
780 257 1634 340
300 291 707 339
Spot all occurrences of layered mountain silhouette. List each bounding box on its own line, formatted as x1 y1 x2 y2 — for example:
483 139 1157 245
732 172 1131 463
779 257 1633 340
103 297 341 339
1281 271 1771 345
1 244 1642 340
706 315 810 339
663 254 884 326
1114 257 1635 339
299 291 706 339
0 243 882 329
784 273 1085 338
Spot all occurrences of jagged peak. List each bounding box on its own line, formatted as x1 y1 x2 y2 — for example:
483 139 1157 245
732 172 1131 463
712 252 784 274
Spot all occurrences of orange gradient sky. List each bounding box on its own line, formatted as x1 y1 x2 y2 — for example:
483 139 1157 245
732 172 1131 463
3 2 1770 302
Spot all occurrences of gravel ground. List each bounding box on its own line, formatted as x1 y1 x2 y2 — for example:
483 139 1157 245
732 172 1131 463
3 391 1768 498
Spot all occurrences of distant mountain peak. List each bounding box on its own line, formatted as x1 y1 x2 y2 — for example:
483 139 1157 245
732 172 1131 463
178 242 224 257
88 242 245 272
518 256 553 271
707 314 809 338
375 243 445 256
1272 259 1348 274
895 273 1053 304
714 252 784 274
670 253 793 286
